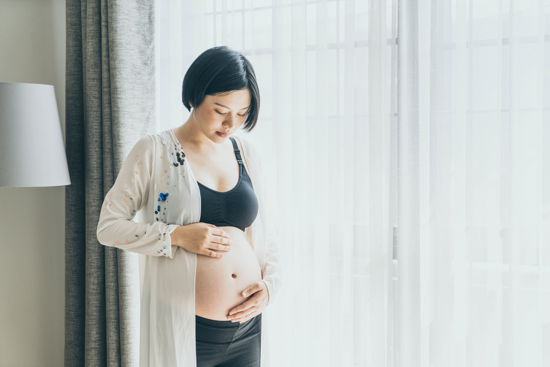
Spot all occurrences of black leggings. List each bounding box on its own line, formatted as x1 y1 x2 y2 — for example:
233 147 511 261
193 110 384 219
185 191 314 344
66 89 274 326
195 313 262 367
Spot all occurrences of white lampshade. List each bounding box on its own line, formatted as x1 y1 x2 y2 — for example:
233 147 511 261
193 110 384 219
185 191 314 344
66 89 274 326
0 82 71 187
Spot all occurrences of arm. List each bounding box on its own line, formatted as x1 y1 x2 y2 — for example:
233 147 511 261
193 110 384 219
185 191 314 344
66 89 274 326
96 134 180 258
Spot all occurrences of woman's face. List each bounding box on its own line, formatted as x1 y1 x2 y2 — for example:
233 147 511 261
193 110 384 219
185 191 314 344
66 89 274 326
191 89 251 142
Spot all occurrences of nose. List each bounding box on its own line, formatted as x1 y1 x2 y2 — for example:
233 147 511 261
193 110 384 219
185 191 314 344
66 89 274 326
223 115 236 130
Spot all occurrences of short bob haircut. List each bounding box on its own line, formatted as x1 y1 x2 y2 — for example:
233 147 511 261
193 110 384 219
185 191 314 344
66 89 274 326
182 46 260 133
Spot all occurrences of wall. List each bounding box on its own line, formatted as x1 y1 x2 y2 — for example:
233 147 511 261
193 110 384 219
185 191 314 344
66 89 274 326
0 0 66 366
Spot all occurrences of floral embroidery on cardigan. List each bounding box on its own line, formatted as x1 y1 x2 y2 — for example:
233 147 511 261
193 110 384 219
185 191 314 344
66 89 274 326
147 137 186 257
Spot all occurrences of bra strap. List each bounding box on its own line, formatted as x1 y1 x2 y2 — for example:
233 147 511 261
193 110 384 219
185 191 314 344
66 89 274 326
229 137 243 163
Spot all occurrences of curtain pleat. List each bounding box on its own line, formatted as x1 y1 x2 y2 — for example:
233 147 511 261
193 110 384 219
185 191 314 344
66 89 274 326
367 0 394 364
65 1 156 366
65 0 86 364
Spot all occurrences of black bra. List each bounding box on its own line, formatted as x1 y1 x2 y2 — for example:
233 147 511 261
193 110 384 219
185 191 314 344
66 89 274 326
197 137 259 231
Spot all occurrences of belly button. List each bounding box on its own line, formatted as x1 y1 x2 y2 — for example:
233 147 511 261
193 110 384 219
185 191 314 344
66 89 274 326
231 273 237 279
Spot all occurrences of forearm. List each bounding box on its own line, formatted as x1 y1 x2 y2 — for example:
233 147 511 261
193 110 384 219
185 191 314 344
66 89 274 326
96 211 180 258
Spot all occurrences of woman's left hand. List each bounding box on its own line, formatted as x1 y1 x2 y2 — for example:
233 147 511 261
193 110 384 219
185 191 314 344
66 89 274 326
227 281 270 323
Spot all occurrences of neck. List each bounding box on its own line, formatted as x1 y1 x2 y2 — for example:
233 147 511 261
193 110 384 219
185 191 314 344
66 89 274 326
175 119 224 153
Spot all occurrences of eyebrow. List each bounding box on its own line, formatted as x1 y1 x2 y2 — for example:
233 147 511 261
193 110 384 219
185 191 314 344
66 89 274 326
214 102 250 110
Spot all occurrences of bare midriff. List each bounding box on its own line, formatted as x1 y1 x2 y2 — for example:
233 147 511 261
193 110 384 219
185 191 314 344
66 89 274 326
195 226 262 321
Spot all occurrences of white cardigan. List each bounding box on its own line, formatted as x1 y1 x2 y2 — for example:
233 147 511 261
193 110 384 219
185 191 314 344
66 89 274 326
96 128 282 366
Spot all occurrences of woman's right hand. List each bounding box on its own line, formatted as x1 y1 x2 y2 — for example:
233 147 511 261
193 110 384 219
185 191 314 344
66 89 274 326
173 223 232 258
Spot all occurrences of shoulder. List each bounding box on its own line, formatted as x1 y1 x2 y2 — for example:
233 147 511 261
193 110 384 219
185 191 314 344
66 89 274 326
232 135 259 162
127 134 165 166
127 134 156 156
137 134 155 146
135 131 174 152
232 135 261 179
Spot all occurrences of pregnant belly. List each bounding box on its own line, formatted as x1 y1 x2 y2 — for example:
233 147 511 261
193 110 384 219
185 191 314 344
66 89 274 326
195 226 262 320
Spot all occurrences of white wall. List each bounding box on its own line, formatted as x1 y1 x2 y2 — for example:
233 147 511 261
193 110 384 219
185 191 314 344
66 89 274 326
0 0 66 366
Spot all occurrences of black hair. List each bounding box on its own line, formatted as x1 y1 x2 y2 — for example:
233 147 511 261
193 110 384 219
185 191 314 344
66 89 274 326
182 46 260 133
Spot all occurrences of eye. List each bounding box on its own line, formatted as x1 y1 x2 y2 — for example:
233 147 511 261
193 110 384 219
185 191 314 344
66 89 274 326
216 110 247 117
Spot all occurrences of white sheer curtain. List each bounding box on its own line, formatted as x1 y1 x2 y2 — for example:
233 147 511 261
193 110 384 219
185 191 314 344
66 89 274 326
399 0 550 366
154 0 549 366
155 0 397 366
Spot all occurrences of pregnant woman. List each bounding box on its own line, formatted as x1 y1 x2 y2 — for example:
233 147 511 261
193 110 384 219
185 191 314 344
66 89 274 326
172 84 265 365
96 46 282 367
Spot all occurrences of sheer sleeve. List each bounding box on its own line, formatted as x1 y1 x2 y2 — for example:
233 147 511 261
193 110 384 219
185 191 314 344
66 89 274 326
96 134 179 258
246 140 283 307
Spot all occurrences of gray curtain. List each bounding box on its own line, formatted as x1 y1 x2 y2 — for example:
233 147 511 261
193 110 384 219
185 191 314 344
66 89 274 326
64 1 156 366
